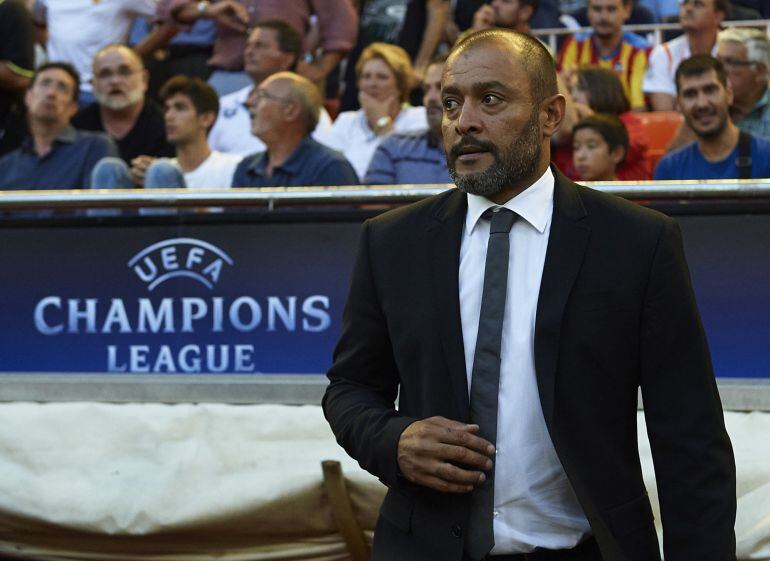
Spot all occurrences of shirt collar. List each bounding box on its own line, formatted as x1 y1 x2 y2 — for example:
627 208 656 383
246 136 313 176
20 124 78 153
465 166 554 236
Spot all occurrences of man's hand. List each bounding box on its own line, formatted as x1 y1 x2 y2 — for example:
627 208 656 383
397 416 495 494
202 1 249 33
472 4 496 31
130 155 156 186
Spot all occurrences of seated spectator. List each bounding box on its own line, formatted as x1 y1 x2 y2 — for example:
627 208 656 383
73 45 174 164
569 0 657 27
365 56 450 185
341 0 449 112
34 0 158 105
572 113 629 180
717 28 770 139
469 0 540 35
232 72 358 188
92 76 241 190
208 19 333 157
643 0 725 111
557 0 649 110
157 0 358 96
0 62 117 190
654 55 770 180
321 42 426 180
0 0 34 157
555 65 652 179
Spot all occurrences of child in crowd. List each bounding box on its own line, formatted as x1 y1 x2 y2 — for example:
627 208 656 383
572 114 629 181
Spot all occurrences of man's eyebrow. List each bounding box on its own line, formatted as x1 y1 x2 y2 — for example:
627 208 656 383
441 81 513 96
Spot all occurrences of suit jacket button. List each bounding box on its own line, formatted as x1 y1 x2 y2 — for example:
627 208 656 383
451 525 462 538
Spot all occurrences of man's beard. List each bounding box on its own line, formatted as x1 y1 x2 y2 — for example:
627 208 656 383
94 87 143 110
448 111 541 198
686 108 729 141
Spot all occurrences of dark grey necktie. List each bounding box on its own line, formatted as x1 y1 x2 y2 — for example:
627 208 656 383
466 207 517 561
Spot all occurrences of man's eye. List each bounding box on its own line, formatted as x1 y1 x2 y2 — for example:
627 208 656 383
482 94 500 105
443 99 458 111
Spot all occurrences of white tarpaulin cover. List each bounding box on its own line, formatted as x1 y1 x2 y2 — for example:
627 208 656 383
0 403 767 560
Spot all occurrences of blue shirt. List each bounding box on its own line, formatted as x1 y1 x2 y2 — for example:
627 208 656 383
364 129 451 185
653 135 770 180
0 125 117 190
231 137 359 188
737 88 770 140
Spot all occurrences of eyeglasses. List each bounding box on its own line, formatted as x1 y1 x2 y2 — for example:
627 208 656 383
250 89 291 104
718 57 755 69
93 67 141 81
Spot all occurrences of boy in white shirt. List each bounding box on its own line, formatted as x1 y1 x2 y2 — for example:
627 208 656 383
92 76 241 190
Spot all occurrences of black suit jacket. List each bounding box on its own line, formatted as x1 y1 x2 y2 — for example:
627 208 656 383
323 171 736 561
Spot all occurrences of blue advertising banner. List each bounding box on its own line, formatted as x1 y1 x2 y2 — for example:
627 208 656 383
0 222 360 374
1 212 769 378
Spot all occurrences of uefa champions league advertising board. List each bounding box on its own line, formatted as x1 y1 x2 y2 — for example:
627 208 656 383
0 214 769 378
0 223 359 374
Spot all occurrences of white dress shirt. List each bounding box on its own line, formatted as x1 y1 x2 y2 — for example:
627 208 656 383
459 168 591 553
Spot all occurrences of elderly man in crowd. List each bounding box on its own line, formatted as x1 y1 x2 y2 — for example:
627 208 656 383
655 55 770 180
717 27 770 139
364 56 450 185
0 62 116 190
643 0 725 110
73 44 173 164
34 0 158 104
231 71 358 188
208 19 333 157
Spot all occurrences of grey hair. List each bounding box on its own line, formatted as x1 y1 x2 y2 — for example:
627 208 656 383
718 27 770 69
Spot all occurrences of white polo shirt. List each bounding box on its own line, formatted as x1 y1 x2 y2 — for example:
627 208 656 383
38 0 157 93
642 34 718 96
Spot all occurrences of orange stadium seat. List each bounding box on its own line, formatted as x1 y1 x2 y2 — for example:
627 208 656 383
635 111 683 170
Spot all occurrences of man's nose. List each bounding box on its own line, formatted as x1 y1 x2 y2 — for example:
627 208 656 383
455 102 483 135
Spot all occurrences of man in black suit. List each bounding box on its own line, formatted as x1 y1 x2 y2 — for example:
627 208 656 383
323 29 736 561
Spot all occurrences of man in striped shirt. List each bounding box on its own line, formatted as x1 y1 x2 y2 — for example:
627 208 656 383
557 0 650 110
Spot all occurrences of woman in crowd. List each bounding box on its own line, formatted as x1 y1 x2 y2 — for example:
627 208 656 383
320 42 426 180
555 65 652 180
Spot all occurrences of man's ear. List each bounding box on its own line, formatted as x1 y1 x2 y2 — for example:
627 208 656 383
65 98 79 120
199 110 217 131
541 93 566 139
282 101 302 125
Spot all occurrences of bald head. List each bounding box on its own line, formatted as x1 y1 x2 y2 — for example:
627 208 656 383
449 29 557 105
93 44 143 71
262 71 322 134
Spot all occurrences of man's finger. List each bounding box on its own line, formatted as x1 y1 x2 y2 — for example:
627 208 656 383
436 442 494 470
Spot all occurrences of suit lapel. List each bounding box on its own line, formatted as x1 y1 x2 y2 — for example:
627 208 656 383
535 171 590 428
427 190 471 421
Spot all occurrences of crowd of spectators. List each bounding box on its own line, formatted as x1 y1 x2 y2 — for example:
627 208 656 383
2 0 770 193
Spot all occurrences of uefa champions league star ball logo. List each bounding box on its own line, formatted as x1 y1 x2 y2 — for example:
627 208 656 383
128 238 234 291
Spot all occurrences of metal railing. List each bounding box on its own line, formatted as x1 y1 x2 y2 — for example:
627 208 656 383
532 18 770 53
3 180 770 212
